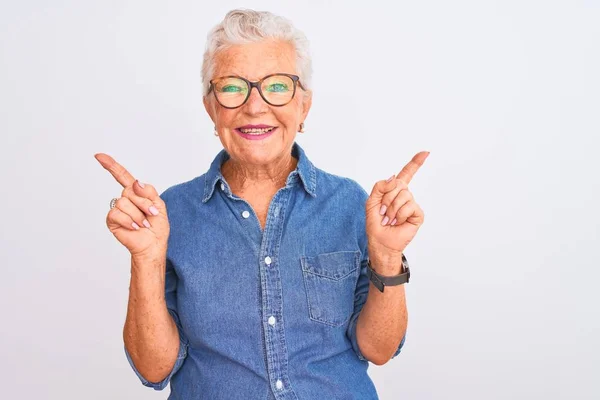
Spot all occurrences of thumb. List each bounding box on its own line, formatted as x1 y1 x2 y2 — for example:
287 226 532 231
132 179 164 209
369 174 397 202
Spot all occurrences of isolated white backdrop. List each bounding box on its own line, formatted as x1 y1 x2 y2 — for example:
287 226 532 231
1 1 598 399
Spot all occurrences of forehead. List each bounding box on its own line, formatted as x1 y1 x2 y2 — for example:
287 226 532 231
212 39 297 80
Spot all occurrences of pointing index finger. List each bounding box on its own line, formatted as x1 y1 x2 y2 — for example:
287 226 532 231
396 151 430 185
94 153 136 188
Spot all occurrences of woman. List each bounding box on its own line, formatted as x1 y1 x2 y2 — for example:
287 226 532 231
95 9 428 400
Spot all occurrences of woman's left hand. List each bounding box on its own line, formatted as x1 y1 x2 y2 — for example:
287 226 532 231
365 151 430 263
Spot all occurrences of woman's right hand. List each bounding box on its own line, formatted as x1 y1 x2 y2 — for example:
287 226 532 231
95 153 170 261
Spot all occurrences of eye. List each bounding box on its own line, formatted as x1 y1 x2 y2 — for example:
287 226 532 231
220 85 244 93
266 83 289 92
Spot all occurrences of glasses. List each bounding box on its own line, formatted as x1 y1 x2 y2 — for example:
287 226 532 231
208 73 305 109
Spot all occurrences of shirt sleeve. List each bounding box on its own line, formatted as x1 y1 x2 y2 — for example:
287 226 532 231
346 257 407 362
124 257 190 390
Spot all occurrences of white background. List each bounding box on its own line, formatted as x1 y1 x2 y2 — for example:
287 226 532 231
1 1 598 399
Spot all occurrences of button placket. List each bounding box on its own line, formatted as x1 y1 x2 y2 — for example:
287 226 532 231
259 189 297 399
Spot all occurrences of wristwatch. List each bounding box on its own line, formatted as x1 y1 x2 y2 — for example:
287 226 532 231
367 253 410 292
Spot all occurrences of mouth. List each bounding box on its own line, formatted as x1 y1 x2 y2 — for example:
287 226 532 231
234 124 277 140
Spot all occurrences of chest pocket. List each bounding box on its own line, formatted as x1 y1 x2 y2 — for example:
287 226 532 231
300 250 361 327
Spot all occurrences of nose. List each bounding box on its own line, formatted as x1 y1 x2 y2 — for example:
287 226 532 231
243 86 268 115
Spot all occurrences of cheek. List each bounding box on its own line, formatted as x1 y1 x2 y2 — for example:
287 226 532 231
275 111 298 130
215 109 239 128
276 101 304 128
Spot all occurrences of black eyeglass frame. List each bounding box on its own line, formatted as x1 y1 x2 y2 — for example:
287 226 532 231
207 73 305 109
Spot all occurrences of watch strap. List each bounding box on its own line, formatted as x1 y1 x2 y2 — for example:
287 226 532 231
366 253 410 292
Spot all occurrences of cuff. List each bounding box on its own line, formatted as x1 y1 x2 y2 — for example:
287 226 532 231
124 339 188 390
347 311 368 362
347 312 407 362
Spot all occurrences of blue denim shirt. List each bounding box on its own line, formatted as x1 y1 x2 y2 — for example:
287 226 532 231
125 142 406 399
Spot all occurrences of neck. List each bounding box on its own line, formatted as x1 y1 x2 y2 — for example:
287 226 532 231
222 153 298 192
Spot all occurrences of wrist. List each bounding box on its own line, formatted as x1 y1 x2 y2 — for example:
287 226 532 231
368 247 405 275
366 253 411 292
131 252 167 273
368 257 405 275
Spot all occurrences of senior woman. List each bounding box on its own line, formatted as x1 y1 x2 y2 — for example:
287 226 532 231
96 9 428 400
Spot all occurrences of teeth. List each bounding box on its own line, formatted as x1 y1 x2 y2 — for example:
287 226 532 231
240 127 274 134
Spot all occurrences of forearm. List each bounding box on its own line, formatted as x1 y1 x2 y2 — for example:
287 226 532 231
123 255 180 383
356 251 408 365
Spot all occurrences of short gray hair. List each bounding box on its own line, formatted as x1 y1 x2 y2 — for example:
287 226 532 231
201 9 312 96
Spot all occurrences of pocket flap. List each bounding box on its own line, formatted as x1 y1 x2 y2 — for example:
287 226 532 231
300 250 360 280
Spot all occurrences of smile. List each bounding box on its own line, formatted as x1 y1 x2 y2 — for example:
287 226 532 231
234 125 277 140
239 127 275 134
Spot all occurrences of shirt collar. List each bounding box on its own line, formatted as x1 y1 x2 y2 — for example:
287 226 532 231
202 141 317 203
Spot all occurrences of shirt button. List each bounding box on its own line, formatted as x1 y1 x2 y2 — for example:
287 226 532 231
268 316 276 326
275 380 283 390
241 210 250 219
220 183 225 191
264 256 272 265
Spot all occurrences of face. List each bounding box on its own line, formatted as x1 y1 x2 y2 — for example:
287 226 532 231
203 40 312 167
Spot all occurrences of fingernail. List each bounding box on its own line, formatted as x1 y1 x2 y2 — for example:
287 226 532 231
379 204 387 215
149 205 159 216
132 222 140 230
381 216 390 226
391 218 397 226
143 219 151 228
137 180 146 188
386 175 395 182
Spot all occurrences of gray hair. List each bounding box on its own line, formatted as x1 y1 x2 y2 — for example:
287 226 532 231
201 9 312 96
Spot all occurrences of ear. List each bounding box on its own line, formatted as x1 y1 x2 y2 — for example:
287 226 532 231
203 96 216 124
300 90 313 121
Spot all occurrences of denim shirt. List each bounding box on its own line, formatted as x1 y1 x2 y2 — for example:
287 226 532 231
124 142 406 399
